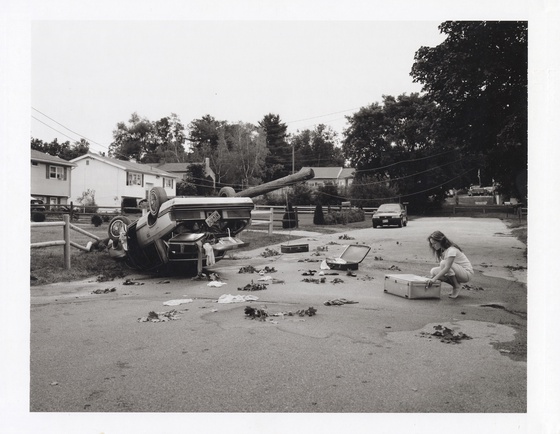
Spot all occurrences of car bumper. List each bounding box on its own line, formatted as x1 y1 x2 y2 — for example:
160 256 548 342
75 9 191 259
372 217 402 226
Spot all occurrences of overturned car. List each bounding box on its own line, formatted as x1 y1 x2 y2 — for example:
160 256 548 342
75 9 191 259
107 168 314 273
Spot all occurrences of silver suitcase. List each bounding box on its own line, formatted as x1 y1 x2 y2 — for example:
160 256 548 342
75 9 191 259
384 274 441 299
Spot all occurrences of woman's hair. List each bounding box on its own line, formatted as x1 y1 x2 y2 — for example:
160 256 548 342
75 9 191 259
427 231 462 260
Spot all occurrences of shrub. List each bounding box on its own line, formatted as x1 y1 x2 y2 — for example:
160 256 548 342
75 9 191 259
31 212 46 222
282 203 297 229
91 214 103 227
323 208 365 225
313 204 325 225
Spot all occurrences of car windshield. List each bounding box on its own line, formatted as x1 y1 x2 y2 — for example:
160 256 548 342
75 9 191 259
377 204 401 212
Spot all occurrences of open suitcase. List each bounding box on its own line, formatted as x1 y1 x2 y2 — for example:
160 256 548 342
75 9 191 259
384 274 441 299
325 244 371 271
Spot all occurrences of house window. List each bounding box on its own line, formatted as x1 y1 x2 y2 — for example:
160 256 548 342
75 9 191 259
127 172 143 186
31 161 38 166
163 178 173 188
49 166 64 180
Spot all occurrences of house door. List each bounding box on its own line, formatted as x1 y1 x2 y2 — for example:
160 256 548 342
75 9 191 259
145 183 154 199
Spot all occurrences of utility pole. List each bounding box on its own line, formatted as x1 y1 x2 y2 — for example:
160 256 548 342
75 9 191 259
292 144 295 174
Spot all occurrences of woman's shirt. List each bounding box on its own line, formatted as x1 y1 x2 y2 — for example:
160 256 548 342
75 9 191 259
444 247 473 273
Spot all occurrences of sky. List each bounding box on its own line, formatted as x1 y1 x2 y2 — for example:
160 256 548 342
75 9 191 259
31 21 446 154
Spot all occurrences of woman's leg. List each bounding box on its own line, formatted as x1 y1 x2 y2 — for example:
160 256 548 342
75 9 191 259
446 264 471 298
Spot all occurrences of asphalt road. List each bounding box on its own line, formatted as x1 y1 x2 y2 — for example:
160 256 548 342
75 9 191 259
30 217 527 416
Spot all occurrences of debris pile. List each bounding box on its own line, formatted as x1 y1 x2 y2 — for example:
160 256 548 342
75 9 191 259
138 309 185 322
238 281 268 291
261 248 281 258
331 278 345 284
302 277 326 284
244 306 269 320
296 307 317 317
323 298 358 306
338 234 355 240
463 284 484 291
238 265 259 274
123 279 144 286
92 287 116 294
422 325 473 344
388 265 401 271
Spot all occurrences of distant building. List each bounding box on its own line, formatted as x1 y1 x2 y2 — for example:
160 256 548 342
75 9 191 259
156 158 216 188
301 167 356 189
31 149 77 207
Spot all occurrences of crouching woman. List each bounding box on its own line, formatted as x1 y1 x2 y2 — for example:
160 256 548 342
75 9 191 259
426 231 474 298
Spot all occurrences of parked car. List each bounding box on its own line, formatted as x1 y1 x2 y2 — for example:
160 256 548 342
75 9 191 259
31 196 46 212
372 203 407 228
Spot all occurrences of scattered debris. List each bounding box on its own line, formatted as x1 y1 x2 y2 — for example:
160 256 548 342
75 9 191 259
327 241 340 245
260 266 277 274
302 270 317 276
163 299 193 306
339 234 355 240
499 349 511 354
316 245 329 252
463 284 484 291
324 298 358 306
297 258 321 263
505 265 526 271
296 307 317 316
92 288 116 294
123 279 144 286
346 270 357 277
244 306 269 321
138 309 185 322
218 294 258 303
374 256 384 261
421 325 472 344
207 281 227 287
261 248 281 258
96 274 114 282
358 275 375 281
192 272 221 281
332 278 345 284
238 265 259 274
388 265 401 271
238 281 268 291
302 277 326 284
157 280 171 284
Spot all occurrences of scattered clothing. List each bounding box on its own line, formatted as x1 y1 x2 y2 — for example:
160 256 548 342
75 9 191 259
217 294 259 303
163 299 193 306
324 298 358 306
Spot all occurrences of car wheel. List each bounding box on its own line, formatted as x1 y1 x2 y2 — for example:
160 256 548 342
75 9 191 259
149 187 168 217
108 216 131 243
403 219 408 227
219 186 236 197
398 218 403 228
372 222 377 228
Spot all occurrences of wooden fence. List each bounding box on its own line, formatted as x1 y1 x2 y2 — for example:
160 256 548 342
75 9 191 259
30 214 101 269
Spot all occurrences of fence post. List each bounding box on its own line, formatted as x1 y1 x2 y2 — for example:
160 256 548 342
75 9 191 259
295 206 299 228
268 208 273 235
63 214 71 269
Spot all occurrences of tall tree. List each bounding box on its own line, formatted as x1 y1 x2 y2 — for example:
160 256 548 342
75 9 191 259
228 123 268 189
187 115 223 155
411 21 528 198
31 137 90 160
290 124 344 169
258 113 291 182
153 113 187 163
109 113 158 162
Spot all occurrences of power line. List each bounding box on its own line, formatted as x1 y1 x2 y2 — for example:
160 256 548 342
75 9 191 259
31 107 109 150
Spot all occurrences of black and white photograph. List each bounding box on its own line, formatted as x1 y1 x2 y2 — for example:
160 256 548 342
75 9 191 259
2 1 558 433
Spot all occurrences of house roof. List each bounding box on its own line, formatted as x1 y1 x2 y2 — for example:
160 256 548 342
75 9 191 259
70 153 174 177
156 162 193 173
31 149 77 167
302 166 356 180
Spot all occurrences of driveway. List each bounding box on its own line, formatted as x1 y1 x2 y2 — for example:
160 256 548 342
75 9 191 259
30 217 527 415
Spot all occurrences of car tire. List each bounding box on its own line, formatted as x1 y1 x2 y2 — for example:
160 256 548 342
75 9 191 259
372 222 378 228
149 187 168 217
108 216 131 243
398 218 403 228
218 186 236 197
403 219 407 227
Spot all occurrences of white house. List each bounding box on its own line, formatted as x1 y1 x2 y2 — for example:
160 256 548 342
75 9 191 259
301 167 356 189
31 149 77 206
70 153 176 210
